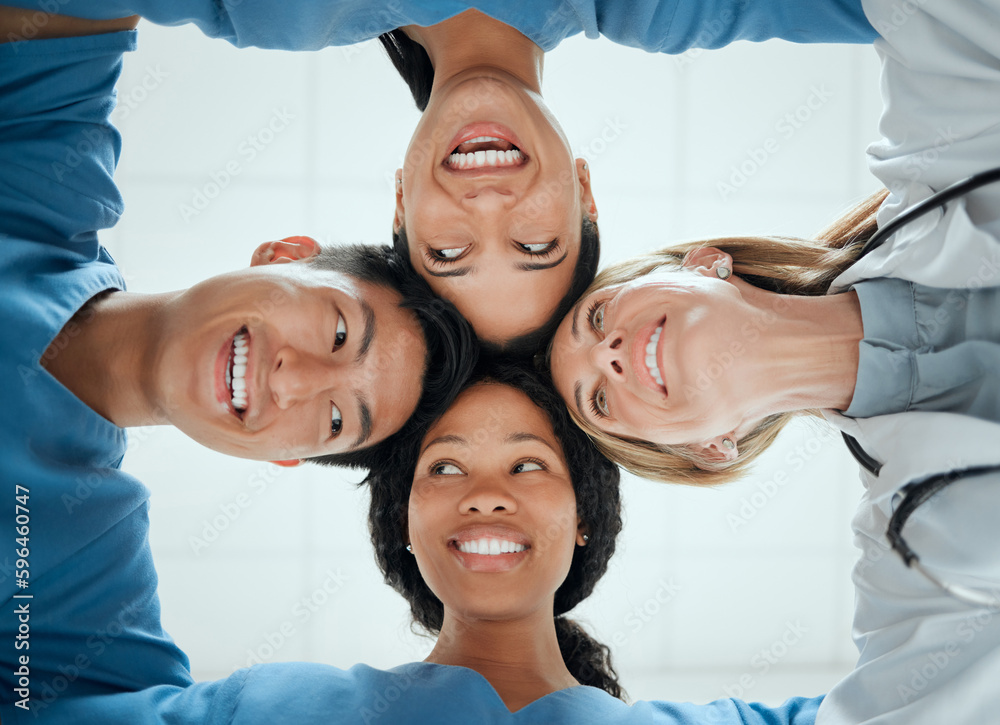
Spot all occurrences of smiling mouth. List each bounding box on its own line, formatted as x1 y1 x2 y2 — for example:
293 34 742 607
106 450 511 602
644 325 664 388
635 316 668 396
226 327 250 416
453 537 529 555
445 136 526 171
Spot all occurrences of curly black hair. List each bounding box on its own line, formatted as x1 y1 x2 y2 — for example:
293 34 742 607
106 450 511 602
365 361 625 699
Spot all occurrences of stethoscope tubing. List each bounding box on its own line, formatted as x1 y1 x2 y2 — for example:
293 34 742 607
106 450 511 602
862 164 1000 608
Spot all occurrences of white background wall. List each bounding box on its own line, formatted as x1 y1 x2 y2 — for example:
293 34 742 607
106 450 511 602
106 18 886 706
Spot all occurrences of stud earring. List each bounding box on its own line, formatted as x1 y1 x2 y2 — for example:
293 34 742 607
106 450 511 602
722 438 736 450
405 543 412 553
582 534 590 543
583 163 589 171
396 178 402 187
717 267 731 280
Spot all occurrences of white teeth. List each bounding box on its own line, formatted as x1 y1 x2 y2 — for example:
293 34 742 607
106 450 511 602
229 331 250 412
645 325 665 388
456 538 527 555
446 148 523 170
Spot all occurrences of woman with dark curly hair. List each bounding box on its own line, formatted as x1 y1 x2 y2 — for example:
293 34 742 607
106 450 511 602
0 359 825 721
359 363 823 720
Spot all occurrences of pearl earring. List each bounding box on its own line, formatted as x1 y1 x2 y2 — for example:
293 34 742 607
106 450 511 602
717 267 731 280
582 534 589 543
405 543 412 553
722 438 736 450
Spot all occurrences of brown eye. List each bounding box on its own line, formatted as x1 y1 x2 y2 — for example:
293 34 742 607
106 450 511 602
512 460 545 474
330 404 343 437
334 314 347 349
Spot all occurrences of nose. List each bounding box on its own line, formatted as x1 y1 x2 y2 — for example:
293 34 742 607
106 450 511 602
269 346 340 409
589 330 628 382
459 474 518 515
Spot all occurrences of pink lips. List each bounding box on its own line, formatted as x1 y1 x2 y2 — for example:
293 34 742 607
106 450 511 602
215 328 250 422
215 329 239 418
448 524 531 573
632 316 668 397
446 122 525 158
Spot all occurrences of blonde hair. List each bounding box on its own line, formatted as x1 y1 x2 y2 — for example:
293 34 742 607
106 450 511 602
561 189 889 486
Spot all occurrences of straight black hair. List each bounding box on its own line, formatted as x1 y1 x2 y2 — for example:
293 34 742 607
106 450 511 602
308 244 478 469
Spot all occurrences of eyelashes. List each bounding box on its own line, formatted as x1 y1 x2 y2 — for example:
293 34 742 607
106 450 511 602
426 457 549 475
423 240 560 267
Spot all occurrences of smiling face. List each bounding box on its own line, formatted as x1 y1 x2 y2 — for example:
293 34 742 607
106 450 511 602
151 243 425 461
550 256 753 450
395 70 596 343
407 383 584 621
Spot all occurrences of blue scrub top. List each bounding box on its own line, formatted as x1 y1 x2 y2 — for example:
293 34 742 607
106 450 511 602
0 21 826 725
2 0 876 52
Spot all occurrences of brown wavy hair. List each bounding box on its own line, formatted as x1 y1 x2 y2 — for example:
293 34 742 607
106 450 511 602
556 189 888 486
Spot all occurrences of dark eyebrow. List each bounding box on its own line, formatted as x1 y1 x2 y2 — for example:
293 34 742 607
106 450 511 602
355 300 376 364
515 246 567 272
569 297 586 342
573 381 587 421
504 431 559 453
349 396 373 450
421 264 474 278
421 434 467 454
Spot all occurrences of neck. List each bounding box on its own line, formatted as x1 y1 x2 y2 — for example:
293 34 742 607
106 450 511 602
41 290 174 428
734 281 863 422
426 607 578 713
403 9 545 95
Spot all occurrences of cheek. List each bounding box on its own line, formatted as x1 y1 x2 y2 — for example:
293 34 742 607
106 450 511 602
528 495 579 562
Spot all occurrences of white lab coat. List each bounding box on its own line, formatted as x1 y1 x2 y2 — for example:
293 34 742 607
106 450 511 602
816 0 1000 722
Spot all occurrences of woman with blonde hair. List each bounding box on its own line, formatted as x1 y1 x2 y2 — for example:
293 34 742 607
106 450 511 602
550 190 888 485
551 0 1000 721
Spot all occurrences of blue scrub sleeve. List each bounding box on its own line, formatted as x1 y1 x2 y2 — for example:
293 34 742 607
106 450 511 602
1 0 875 51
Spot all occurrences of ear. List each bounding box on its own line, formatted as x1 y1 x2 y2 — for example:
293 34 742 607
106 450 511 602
690 434 739 469
576 517 589 547
392 168 405 234
251 236 321 267
269 459 302 468
576 158 598 223
681 246 732 279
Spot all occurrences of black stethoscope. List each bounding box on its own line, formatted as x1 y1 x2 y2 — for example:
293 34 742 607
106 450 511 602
842 165 1000 608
